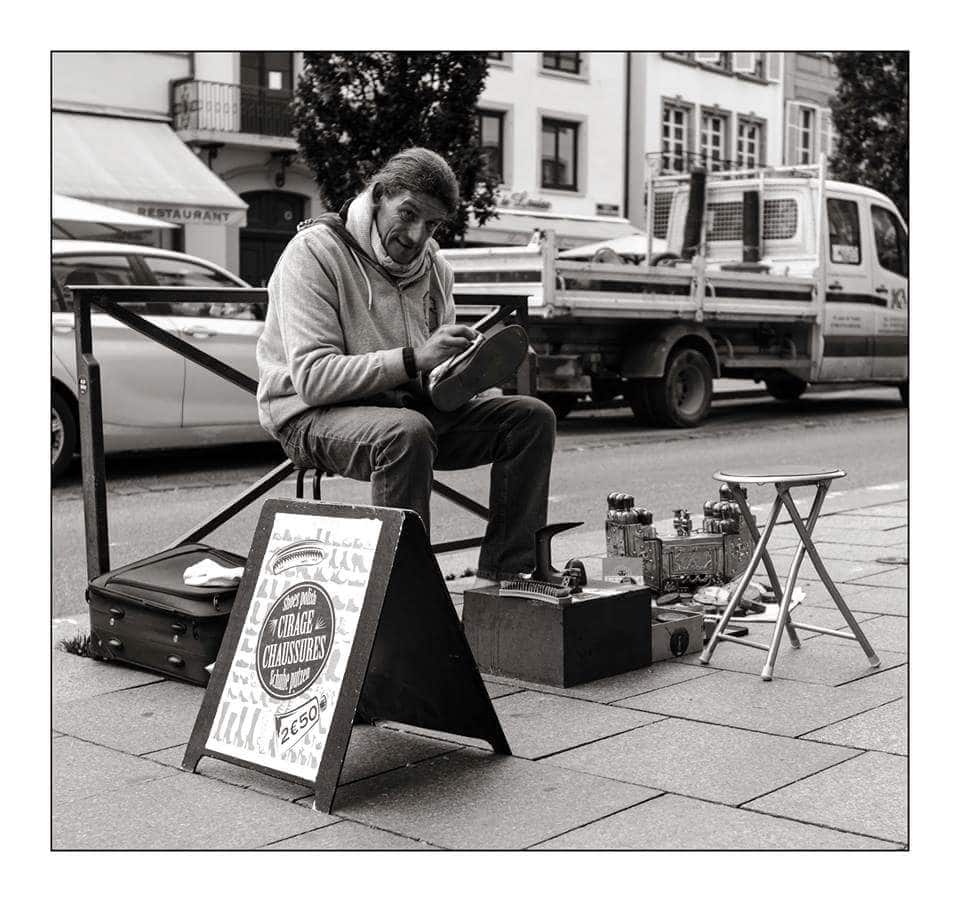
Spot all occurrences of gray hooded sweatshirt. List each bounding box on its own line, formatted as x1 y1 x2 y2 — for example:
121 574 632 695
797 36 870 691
255 196 456 438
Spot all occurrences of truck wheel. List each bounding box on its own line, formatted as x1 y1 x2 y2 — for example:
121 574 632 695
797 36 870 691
647 348 714 428
625 379 655 425
52 391 77 479
541 393 577 421
765 374 807 401
898 383 908 406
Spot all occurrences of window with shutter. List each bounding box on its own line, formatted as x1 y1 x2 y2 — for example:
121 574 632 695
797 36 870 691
766 52 782 82
799 107 816 164
695 52 721 63
662 103 690 173
785 101 801 165
818 108 835 159
732 52 756 73
700 112 728 171
737 117 764 169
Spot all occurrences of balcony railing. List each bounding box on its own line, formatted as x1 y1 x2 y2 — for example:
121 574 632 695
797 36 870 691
171 79 294 138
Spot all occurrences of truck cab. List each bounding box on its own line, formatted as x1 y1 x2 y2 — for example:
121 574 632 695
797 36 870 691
663 175 908 385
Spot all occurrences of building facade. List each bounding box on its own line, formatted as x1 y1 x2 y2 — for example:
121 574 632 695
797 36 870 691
53 51 324 285
467 52 634 248
781 52 839 167
52 51 841 278
626 52 786 235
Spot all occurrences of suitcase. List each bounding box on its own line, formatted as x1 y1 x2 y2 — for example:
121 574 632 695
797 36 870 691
87 543 246 686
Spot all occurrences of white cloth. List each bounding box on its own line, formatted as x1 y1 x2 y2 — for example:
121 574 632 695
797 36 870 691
183 558 244 587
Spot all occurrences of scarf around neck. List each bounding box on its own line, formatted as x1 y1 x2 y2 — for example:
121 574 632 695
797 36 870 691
344 187 431 283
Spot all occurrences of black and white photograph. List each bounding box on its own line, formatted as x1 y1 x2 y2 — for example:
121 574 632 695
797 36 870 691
34 7 936 883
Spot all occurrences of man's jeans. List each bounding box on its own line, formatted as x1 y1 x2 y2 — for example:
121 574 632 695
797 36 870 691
277 396 556 580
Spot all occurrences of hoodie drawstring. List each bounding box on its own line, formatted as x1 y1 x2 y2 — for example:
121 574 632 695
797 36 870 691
348 247 374 310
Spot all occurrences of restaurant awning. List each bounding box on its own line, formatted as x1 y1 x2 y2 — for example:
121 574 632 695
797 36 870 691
54 112 248 227
466 208 637 251
53 193 178 240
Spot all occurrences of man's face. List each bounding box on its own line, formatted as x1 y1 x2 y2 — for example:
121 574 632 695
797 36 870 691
372 187 449 265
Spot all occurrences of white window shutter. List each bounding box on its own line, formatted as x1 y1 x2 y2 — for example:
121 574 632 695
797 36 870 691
785 101 801 165
733 52 756 73
695 52 721 63
818 107 835 159
766 51 782 82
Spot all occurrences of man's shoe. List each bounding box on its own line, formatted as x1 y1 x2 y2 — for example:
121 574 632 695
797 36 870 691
428 324 529 412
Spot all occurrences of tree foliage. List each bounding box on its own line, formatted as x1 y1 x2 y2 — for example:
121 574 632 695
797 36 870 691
829 52 908 220
292 52 498 245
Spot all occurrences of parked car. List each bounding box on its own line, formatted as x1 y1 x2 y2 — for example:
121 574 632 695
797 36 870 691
52 240 269 477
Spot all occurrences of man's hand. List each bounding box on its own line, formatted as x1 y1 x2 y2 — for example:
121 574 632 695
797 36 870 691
414 324 479 373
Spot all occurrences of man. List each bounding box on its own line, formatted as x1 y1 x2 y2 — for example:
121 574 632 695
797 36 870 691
256 147 556 582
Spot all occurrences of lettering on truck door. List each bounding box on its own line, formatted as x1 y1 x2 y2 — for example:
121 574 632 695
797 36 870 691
820 195 876 381
868 204 908 381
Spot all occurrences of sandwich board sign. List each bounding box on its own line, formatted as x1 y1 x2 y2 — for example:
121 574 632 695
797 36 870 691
183 499 510 813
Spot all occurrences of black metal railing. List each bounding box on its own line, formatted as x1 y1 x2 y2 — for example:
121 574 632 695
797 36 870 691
171 79 294 138
72 286 531 581
240 85 293 137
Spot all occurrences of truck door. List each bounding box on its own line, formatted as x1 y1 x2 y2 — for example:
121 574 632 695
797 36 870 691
868 204 908 381
820 195 875 381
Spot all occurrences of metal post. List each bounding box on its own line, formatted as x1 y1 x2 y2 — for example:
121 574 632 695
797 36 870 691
811 152 828 380
646 171 655 266
758 169 765 260
73 289 110 581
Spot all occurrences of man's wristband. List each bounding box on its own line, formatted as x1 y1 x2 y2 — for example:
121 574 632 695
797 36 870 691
402 346 418 379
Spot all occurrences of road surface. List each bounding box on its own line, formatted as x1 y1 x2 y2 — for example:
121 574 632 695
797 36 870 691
52 387 907 619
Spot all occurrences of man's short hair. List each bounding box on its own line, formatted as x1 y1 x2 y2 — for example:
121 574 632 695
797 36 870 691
371 147 460 217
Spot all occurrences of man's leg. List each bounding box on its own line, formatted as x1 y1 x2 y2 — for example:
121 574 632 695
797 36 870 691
427 395 556 580
277 405 437 532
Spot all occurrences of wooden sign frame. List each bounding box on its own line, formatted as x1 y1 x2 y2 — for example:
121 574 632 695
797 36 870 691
182 500 509 813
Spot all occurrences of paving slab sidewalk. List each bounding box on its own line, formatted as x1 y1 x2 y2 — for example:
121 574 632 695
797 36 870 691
52 491 908 850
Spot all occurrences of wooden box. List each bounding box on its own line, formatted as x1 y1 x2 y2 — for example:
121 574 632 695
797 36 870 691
650 607 704 662
462 583 652 688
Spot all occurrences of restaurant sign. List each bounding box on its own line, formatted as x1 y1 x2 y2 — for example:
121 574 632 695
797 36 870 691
113 202 247 228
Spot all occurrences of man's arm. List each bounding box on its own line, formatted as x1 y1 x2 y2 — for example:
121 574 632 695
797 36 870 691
272 236 408 407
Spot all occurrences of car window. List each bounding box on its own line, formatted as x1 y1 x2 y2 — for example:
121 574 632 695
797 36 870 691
141 256 260 319
827 198 862 265
51 255 169 315
871 205 908 278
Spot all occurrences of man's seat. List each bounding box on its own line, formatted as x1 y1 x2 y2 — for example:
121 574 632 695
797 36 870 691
293 466 328 501
289 465 489 556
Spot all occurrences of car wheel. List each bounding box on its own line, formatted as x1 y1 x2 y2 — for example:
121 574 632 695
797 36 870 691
898 382 908 406
765 373 808 401
52 392 77 479
647 348 714 428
